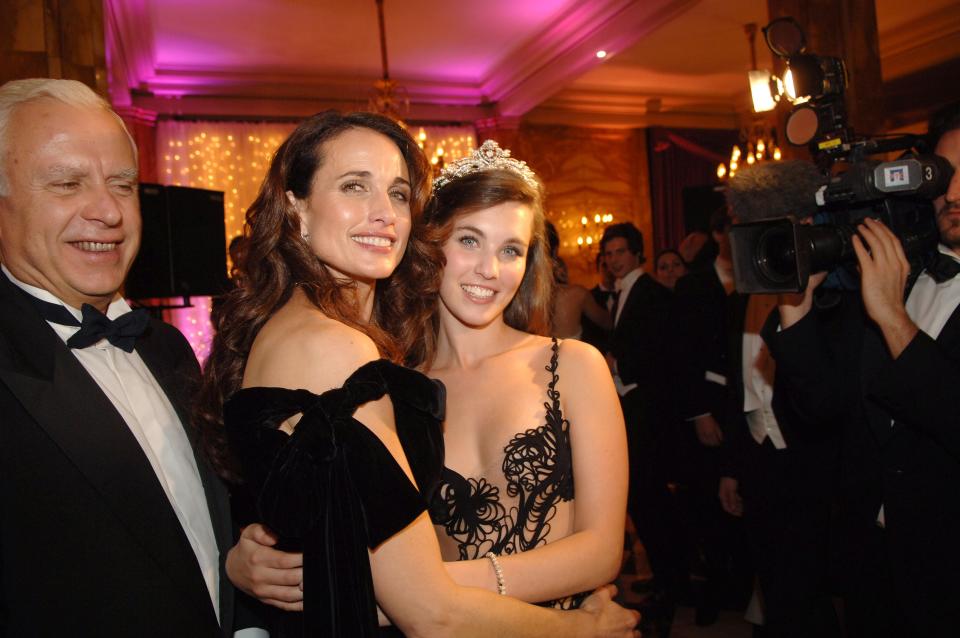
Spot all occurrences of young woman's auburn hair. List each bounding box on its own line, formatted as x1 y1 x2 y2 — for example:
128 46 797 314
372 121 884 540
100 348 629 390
407 168 554 370
195 110 433 481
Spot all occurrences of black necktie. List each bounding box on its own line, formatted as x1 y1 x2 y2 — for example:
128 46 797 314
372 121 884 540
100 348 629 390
926 251 960 284
27 295 149 352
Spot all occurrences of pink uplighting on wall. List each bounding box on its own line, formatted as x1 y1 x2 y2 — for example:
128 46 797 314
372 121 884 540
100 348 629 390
175 296 214 366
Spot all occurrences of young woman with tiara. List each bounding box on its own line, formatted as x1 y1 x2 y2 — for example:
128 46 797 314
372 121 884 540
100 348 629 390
408 141 629 609
197 112 640 637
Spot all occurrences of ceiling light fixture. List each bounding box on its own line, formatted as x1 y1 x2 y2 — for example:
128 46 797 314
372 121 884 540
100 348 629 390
368 0 409 123
718 23 782 180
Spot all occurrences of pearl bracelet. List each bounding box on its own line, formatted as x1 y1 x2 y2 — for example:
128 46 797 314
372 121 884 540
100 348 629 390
484 551 506 595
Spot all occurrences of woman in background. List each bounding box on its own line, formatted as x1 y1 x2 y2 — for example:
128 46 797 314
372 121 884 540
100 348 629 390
546 221 612 340
653 248 688 291
197 112 640 637
409 141 629 609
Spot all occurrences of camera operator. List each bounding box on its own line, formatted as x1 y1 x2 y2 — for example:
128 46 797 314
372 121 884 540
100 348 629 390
766 102 960 638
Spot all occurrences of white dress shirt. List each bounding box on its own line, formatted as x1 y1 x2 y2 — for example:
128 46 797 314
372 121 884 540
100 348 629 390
905 244 960 340
3 265 221 623
741 294 787 449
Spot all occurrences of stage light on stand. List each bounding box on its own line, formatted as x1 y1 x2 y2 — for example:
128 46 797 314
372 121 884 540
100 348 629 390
720 23 786 180
749 70 778 112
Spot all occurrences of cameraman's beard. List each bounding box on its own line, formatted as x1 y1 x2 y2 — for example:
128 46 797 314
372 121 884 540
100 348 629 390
937 202 960 249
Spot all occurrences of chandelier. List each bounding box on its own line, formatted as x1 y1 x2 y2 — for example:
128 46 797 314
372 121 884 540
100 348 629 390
718 23 782 180
366 1 476 177
368 0 409 123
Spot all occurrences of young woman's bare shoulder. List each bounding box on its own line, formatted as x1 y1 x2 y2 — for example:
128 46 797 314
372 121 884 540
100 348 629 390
555 338 608 373
247 312 381 394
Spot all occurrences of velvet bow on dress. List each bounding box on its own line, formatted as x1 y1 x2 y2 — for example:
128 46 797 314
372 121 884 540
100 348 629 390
224 360 445 637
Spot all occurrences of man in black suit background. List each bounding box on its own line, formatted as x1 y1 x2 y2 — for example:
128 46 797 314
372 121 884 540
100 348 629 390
672 208 752 627
675 165 840 636
600 223 681 625
0 78 261 636
767 103 960 637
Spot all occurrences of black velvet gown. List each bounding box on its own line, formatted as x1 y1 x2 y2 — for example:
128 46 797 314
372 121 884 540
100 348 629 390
224 359 446 637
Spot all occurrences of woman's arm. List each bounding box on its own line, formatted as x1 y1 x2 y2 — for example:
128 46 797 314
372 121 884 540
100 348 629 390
373 510 637 638
232 321 638 637
443 340 627 602
580 287 613 330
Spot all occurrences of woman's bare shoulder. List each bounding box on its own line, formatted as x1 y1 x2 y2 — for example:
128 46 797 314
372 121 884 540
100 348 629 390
555 337 607 371
245 306 380 394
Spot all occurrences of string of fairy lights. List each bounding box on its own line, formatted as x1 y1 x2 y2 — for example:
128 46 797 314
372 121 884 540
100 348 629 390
414 126 476 171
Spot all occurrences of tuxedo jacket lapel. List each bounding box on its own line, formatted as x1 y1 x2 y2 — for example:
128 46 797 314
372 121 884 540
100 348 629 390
0 277 218 628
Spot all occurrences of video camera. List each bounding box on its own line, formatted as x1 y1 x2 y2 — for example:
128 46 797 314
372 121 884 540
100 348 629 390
729 17 955 294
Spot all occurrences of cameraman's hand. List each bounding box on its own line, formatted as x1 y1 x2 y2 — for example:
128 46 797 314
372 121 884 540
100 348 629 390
852 217 918 358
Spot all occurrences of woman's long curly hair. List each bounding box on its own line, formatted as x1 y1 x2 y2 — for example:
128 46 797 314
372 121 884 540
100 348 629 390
195 111 433 481
406 168 553 371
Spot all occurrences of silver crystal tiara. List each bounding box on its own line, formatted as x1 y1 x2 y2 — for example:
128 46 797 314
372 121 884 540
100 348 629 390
432 139 540 193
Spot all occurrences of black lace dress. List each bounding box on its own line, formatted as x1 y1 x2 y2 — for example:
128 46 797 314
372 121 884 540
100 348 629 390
225 359 445 637
428 338 589 609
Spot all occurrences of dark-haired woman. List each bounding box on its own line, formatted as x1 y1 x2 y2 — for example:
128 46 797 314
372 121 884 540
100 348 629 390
654 248 688 292
198 113 640 637
544 221 613 340
408 141 629 609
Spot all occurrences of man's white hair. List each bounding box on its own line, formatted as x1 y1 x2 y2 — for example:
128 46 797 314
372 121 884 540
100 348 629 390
0 78 137 196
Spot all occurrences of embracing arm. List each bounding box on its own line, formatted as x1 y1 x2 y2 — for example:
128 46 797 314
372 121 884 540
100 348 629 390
443 341 627 603
375 511 637 638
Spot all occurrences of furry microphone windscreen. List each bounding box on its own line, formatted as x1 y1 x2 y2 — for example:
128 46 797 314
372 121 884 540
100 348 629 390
725 160 828 223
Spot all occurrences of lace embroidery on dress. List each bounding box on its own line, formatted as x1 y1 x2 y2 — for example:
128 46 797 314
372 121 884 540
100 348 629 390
429 338 588 609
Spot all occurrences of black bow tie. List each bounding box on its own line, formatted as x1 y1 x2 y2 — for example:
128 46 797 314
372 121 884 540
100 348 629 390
27 296 149 352
926 251 960 284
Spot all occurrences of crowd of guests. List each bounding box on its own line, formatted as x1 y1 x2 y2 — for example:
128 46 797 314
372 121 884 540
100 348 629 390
1 74 958 638
582 101 960 638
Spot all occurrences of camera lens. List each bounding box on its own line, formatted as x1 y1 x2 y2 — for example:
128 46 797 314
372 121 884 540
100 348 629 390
755 227 797 284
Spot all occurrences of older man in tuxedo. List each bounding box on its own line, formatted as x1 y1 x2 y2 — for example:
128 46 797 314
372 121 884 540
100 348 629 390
0 79 261 636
